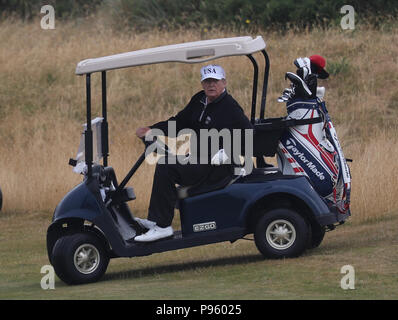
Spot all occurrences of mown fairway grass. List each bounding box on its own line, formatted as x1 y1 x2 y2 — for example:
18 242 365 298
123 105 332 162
0 210 397 300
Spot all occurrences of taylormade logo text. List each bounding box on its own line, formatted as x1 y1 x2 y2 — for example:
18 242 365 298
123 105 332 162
286 139 325 180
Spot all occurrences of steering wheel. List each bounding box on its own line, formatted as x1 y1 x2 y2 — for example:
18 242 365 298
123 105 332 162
140 135 172 155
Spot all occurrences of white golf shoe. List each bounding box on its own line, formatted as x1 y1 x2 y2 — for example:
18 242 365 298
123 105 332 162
134 217 156 229
134 225 174 242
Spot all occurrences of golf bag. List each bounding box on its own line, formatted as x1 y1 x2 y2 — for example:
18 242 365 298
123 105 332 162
277 94 351 213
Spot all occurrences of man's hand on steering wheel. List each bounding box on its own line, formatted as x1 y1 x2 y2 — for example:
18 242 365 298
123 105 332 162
136 126 151 138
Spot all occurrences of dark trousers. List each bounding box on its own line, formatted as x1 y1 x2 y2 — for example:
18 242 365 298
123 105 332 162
148 159 233 227
148 161 212 227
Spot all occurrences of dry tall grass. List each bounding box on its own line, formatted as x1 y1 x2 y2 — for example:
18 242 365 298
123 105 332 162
0 17 397 224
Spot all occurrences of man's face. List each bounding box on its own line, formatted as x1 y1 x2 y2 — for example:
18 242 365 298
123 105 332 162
201 78 226 102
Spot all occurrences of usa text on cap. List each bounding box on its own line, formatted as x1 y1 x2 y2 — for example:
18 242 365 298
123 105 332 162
200 65 226 81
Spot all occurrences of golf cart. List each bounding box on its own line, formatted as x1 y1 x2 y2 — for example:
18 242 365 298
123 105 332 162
47 36 350 285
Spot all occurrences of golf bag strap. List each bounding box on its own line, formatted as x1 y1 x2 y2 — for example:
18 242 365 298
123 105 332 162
285 116 323 127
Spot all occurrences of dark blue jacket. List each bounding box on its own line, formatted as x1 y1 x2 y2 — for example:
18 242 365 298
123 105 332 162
150 90 253 164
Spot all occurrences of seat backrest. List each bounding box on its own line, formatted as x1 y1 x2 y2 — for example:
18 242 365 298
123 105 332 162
253 117 287 157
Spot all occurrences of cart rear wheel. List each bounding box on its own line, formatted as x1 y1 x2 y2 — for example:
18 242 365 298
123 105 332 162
308 225 326 249
254 208 309 259
51 232 109 285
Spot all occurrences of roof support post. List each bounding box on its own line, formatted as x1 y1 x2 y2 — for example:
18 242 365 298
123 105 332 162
246 54 259 124
85 73 93 178
260 50 270 120
101 71 109 167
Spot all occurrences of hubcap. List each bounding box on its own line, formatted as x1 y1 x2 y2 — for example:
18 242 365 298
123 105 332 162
266 219 296 250
73 244 100 274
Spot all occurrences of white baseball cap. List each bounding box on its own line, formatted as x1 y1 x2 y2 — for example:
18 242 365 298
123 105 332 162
200 64 226 82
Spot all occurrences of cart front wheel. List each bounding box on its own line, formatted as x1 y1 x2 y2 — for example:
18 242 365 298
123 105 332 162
51 232 109 285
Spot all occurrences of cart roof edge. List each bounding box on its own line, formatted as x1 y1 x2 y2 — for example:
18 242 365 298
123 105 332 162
75 36 266 75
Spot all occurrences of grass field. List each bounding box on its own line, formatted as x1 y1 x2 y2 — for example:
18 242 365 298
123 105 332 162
0 209 397 299
0 17 397 299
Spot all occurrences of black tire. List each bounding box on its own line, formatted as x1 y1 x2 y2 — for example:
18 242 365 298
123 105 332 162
254 208 310 259
0 187 2 211
51 232 109 285
308 225 326 249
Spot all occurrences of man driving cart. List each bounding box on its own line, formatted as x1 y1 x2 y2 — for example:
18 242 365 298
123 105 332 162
135 64 254 242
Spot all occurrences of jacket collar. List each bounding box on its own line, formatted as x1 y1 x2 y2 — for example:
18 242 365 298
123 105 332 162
200 89 228 106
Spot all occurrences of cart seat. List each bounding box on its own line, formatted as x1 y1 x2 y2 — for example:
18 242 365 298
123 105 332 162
176 165 283 200
176 173 235 200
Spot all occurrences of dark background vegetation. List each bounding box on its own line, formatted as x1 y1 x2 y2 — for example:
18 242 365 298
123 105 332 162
1 0 397 30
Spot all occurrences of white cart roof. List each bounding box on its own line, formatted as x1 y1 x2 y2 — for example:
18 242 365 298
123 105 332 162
75 36 266 75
